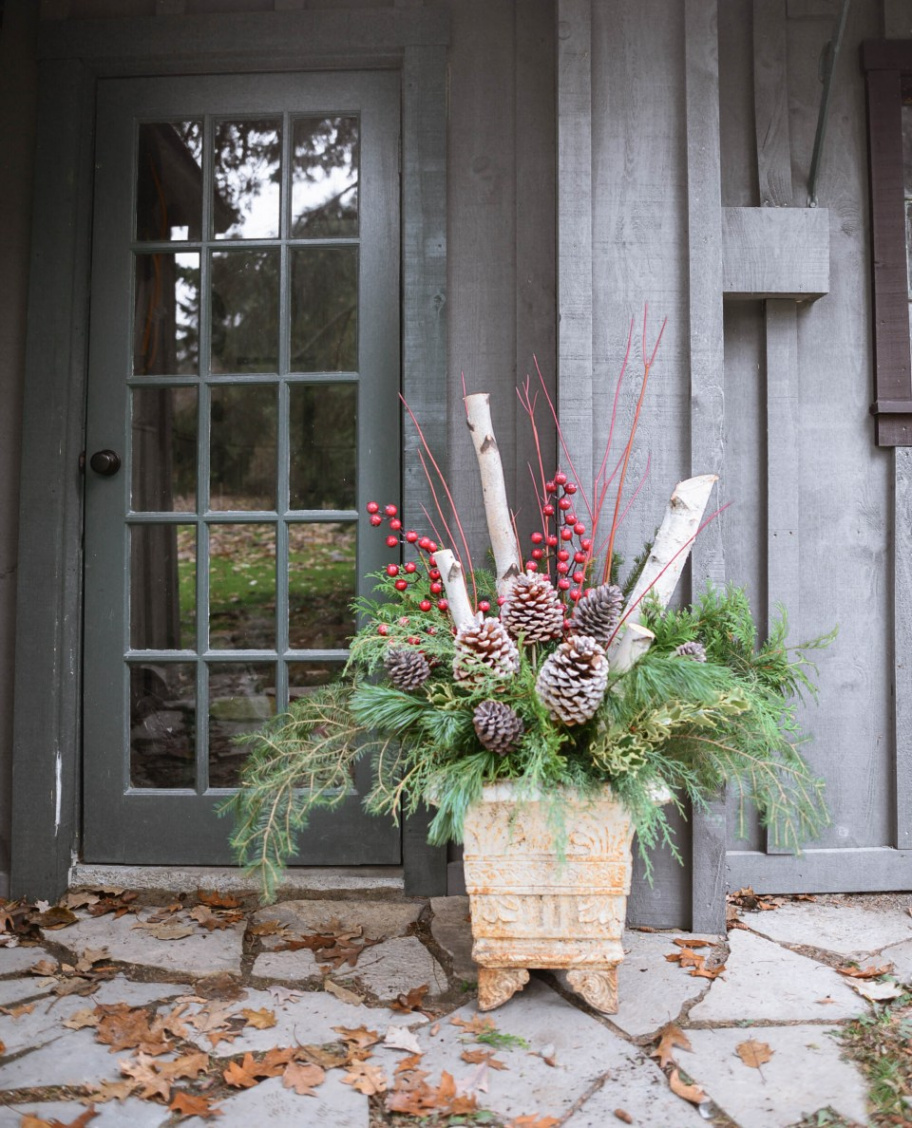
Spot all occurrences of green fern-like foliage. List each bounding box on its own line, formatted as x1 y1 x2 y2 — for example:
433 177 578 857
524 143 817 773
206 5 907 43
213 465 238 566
225 574 833 901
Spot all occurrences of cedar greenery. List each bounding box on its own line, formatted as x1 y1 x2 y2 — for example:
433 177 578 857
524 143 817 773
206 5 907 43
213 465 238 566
224 568 833 901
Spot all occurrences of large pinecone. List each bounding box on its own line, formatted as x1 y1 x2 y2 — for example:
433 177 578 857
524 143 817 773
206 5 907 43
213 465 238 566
535 634 609 726
453 617 520 684
384 647 432 691
473 700 525 755
501 572 564 643
572 582 623 644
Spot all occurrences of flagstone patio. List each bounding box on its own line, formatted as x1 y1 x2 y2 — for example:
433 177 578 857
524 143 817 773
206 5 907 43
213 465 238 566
0 888 909 1127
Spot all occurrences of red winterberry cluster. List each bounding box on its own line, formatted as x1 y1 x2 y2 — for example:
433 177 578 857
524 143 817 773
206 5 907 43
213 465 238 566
366 502 453 623
527 471 592 605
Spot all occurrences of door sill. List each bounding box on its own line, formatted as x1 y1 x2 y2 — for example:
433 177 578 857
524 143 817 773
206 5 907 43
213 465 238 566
70 863 405 900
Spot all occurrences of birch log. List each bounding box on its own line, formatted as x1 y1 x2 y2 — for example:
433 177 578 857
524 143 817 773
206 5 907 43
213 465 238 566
609 622 655 674
606 474 718 668
464 393 522 599
434 549 476 632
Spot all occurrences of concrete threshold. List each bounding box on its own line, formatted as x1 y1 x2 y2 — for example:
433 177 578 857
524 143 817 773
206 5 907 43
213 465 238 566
68 863 406 900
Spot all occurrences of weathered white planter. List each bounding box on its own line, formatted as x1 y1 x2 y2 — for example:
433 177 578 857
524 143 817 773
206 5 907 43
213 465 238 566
462 781 638 1012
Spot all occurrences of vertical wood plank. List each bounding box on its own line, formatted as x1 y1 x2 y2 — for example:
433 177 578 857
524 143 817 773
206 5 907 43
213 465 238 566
895 447 912 849
884 0 912 38
753 0 794 206
402 43 448 895
557 0 594 490
11 58 94 900
685 0 727 933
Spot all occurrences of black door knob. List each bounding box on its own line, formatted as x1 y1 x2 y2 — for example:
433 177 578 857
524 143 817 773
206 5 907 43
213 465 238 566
89 449 121 476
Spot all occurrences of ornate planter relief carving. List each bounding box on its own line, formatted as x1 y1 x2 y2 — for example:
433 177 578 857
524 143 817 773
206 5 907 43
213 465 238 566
463 782 635 1012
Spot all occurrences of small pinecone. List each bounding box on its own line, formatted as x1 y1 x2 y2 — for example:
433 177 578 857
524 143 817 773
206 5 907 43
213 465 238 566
453 617 520 684
384 647 432 691
473 700 525 755
572 582 624 644
675 640 707 663
535 634 609 726
501 572 564 643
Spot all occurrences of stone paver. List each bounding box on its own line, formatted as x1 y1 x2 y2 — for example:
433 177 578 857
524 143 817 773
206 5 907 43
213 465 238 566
253 898 421 950
429 896 476 981
0 1027 124 1090
0 1099 170 1128
0 946 52 976
182 985 426 1059
745 901 912 958
374 976 680 1124
0 977 53 1007
346 936 448 1001
881 937 912 984
252 946 321 982
578 929 722 1037
689 928 865 1023
46 911 244 977
181 1072 368 1128
563 1064 707 1126
685 1025 869 1128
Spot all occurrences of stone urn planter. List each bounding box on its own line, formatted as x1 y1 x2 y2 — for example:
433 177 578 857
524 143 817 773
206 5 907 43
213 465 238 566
463 781 642 1013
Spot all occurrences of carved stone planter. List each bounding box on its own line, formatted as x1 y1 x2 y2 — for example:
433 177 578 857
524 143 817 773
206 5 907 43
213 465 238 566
462 781 636 1013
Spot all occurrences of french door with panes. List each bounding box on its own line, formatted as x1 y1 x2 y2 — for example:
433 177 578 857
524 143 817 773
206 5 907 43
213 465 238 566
83 72 400 864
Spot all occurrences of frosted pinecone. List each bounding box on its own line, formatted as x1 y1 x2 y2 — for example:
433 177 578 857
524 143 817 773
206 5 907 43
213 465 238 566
501 572 564 643
535 634 609 726
675 640 707 663
572 582 623 644
384 647 432 691
473 700 525 756
453 616 520 684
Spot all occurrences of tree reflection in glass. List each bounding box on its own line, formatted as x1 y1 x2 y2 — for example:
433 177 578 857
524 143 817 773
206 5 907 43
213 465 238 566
213 119 281 240
292 116 359 238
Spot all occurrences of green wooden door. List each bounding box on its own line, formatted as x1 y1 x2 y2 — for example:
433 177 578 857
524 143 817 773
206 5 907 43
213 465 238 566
83 72 401 864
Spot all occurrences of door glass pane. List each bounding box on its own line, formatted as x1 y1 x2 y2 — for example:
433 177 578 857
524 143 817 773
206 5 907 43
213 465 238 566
136 122 203 242
211 249 279 372
209 523 276 649
213 119 282 240
209 662 274 788
289 384 357 510
132 387 197 512
290 247 358 372
292 116 359 238
130 662 196 789
210 385 277 510
288 660 345 701
288 521 356 648
131 524 196 650
134 252 200 376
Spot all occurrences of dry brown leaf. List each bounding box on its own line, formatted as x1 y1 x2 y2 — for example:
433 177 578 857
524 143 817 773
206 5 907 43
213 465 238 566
836 963 892 979
384 1025 423 1055
29 959 59 977
342 1060 388 1095
119 1052 173 1101
816 996 838 1005
690 963 726 980
95 1004 172 1055
736 1039 773 1069
450 1014 497 1036
651 1023 692 1069
299 1043 351 1070
614 1113 634 1125
169 1092 222 1120
506 1117 560 1128
74 949 110 974
138 922 195 942
390 984 430 1013
634 925 657 933
461 1048 507 1070
63 1008 100 1030
429 1021 441 1036
282 1060 326 1096
3 1002 35 1018
223 1053 266 1089
677 950 706 969
158 1052 210 1081
672 938 710 949
324 979 363 1006
395 1052 426 1074
81 1080 135 1103
30 906 79 930
668 1068 707 1104
334 1024 381 1050
21 1109 98 1128
241 1007 276 1030
197 890 241 909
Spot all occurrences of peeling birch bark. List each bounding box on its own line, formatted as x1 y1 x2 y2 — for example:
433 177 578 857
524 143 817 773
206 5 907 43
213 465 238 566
464 393 522 599
434 549 476 632
606 474 717 669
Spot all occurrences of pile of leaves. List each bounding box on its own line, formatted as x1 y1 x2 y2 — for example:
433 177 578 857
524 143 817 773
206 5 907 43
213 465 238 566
225 318 833 900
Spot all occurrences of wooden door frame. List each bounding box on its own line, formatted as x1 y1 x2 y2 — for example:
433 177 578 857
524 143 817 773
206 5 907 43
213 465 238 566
10 6 449 902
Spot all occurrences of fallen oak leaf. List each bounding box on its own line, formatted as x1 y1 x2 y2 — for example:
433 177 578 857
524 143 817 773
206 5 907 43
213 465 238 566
462 1048 508 1070
342 1060 388 1095
384 1024 423 1055
390 984 430 1013
63 1008 100 1030
169 1092 222 1120
223 1053 267 1089
197 890 241 909
324 979 364 1006
672 938 710 949
506 1117 560 1128
668 1068 707 1105
836 963 893 979
21 1108 99 1128
614 1112 634 1124
651 1023 692 1069
333 1024 381 1050
134 922 195 942
282 1060 326 1096
241 1007 276 1030
851 979 905 1001
119 1052 173 1101
450 1014 496 1035
395 1052 426 1074
298 1043 350 1070
736 1039 773 1069
157 1052 210 1082
690 963 726 980
28 959 59 976
2 1002 35 1018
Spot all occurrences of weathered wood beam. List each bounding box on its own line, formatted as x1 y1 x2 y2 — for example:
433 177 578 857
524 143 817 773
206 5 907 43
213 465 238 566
685 0 727 935
895 449 912 851
722 207 830 299
557 0 594 490
753 0 793 207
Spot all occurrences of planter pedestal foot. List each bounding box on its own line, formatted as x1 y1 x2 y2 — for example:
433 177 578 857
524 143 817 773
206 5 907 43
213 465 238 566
477 967 530 1011
566 967 619 1013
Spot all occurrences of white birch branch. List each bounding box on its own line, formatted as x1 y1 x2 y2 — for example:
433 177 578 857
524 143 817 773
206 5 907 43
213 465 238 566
434 549 477 632
464 393 522 599
606 474 718 668
609 622 655 673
